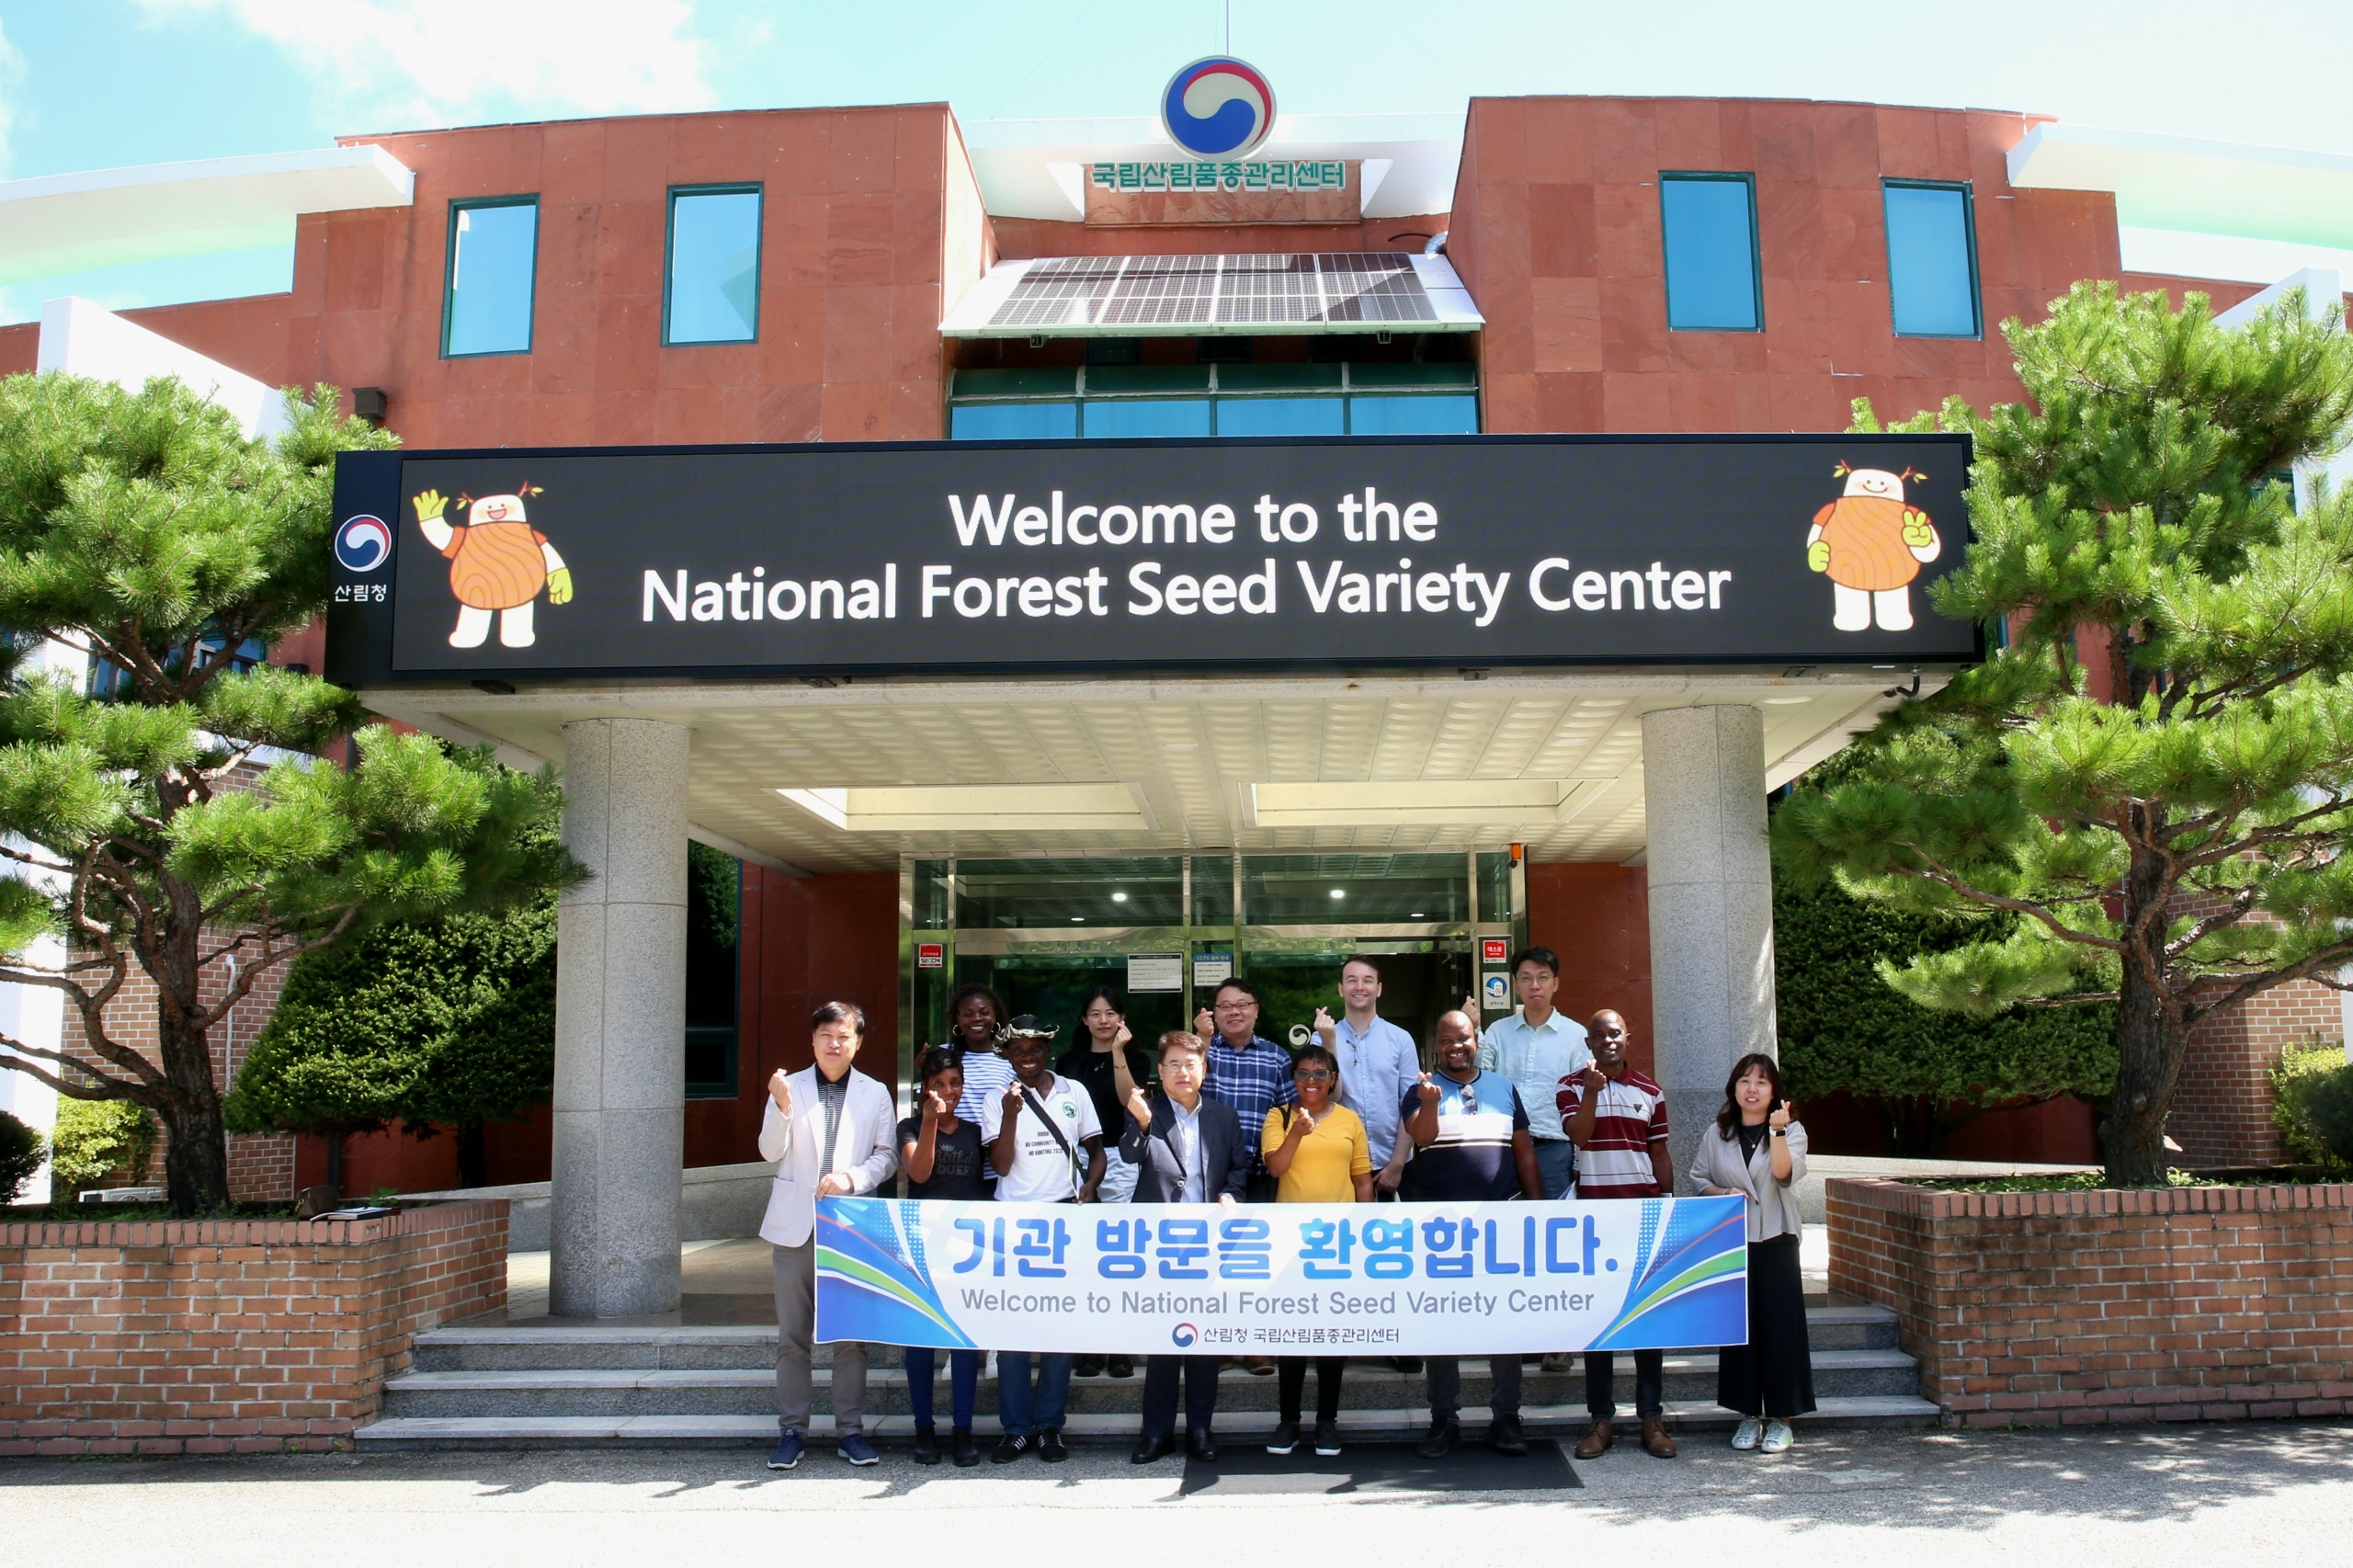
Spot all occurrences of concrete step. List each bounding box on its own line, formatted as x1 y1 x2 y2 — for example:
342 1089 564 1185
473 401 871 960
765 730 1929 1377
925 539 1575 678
381 1348 1921 1419
355 1395 1941 1452
409 1301 1906 1372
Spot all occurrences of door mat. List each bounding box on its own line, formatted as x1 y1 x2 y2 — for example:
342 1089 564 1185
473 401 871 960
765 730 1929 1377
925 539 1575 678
1181 1438 1581 1495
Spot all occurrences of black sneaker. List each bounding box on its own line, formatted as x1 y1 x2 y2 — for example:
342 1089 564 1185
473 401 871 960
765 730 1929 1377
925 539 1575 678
1415 1415 1460 1460
1266 1419 1301 1455
1105 1355 1136 1379
1313 1418 1343 1457
1489 1413 1529 1456
992 1432 1032 1464
1073 1357 1106 1378
1039 1429 1069 1463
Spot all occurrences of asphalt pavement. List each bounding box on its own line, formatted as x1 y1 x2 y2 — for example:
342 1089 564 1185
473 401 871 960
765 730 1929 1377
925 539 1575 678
6 1421 2347 1566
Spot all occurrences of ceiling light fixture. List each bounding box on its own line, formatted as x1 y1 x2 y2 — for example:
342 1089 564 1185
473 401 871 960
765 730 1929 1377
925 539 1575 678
1330 889 1346 899
1111 892 1129 902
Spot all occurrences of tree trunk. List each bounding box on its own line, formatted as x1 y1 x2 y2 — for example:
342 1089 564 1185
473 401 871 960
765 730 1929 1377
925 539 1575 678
457 1122 487 1190
2104 846 2184 1186
148 869 232 1215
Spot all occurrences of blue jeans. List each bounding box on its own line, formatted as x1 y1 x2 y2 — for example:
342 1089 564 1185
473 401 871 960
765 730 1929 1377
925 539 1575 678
1531 1138 1577 1200
906 1346 982 1430
996 1351 1073 1436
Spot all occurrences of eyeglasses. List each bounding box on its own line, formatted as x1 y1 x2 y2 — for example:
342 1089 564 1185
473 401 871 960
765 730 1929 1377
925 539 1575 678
1294 1069 1333 1083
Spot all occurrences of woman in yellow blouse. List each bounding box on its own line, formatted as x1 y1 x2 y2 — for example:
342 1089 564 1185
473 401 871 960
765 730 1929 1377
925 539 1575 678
1260 1043 1372 1458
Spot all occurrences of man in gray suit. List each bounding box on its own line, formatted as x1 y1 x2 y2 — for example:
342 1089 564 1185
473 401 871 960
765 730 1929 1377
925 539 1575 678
1121 1029 1251 1464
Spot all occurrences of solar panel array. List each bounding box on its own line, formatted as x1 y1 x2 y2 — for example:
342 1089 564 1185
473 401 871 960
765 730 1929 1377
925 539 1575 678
988 254 1439 329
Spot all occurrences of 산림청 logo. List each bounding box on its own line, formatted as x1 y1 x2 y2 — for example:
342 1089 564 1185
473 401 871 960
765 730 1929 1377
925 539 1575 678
1160 57 1275 158
1170 1322 1199 1347
335 514 392 573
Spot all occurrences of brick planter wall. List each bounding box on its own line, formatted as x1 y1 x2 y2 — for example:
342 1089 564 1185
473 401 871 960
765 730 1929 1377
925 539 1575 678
1827 1176 2353 1426
0 1199 506 1455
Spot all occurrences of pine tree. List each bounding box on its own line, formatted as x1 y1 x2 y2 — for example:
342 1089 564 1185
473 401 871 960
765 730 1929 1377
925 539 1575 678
1775 282 2353 1185
0 371 584 1213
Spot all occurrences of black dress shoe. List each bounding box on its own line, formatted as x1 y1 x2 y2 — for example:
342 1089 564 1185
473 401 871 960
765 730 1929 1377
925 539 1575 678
992 1432 1032 1464
951 1429 981 1468
1105 1355 1135 1379
1039 1429 1068 1462
1415 1416 1460 1459
1072 1356 1106 1378
1391 1356 1424 1374
1186 1427 1220 1463
1131 1432 1177 1464
911 1423 941 1465
1488 1413 1529 1456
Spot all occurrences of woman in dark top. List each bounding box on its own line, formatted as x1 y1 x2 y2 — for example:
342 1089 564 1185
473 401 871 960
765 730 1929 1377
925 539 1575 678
1689 1051 1815 1454
900 1047 987 1466
1056 985 1154 1380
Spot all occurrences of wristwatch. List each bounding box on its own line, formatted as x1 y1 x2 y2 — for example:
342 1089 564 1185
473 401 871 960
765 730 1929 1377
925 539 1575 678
1770 1127 1788 1137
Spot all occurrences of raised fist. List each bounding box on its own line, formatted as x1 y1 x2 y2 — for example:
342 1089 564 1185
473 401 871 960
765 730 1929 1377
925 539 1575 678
1769 1098 1793 1132
1415 1073 1439 1107
768 1069 793 1115
1313 1006 1336 1040
1126 1085 1154 1128
1581 1063 1607 1094
1001 1085 1025 1120
1193 1007 1215 1041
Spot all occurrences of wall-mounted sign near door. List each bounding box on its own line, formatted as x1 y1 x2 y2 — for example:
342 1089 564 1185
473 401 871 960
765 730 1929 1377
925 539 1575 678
1482 937 1510 965
1128 952 1184 993
916 942 945 970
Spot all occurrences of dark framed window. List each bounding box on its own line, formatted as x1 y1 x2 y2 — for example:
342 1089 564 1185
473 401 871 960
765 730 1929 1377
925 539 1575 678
442 197 539 358
665 185 763 346
685 843 742 1099
946 362 1479 439
1659 173 1762 332
1883 180 1982 338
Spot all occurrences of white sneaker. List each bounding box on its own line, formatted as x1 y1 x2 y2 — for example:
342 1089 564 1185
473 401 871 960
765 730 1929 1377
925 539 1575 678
1760 1419 1793 1453
1731 1418 1762 1450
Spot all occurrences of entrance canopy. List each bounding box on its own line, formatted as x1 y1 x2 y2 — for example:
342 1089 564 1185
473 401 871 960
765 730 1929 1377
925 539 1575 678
330 432 1975 872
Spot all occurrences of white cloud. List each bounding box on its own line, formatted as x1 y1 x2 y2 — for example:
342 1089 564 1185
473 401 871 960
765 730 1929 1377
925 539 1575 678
135 0 715 131
0 19 23 176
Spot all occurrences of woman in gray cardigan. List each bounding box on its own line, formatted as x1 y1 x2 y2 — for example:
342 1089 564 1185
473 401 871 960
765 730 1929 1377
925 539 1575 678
1688 1052 1815 1453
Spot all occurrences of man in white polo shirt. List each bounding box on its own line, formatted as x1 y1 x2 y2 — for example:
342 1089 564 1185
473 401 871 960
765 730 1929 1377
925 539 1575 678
1476 945 1590 1200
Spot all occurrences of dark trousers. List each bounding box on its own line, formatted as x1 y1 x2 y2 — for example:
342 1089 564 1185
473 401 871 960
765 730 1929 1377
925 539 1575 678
1141 1353 1220 1439
1427 1355 1521 1421
904 1346 982 1430
1278 1357 1347 1424
1586 1348 1664 1420
1717 1233 1817 1418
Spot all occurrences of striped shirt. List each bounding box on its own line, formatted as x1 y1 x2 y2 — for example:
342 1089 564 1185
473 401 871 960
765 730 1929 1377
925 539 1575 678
1557 1067 1668 1199
1206 1034 1296 1173
951 1048 1017 1127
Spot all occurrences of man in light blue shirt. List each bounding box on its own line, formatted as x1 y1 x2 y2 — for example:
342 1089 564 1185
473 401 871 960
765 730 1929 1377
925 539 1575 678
1476 945 1590 1200
1313 956 1423 1196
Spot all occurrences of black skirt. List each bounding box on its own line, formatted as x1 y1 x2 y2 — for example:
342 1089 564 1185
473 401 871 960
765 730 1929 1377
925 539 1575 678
1717 1232 1816 1418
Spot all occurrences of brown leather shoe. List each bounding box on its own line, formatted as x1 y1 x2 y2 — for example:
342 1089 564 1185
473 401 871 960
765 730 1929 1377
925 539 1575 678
1640 1417 1678 1458
1243 1356 1277 1376
1573 1417 1614 1460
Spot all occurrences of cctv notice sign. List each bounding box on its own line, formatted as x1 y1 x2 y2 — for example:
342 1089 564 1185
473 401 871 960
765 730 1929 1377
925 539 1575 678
813 1195 1747 1355
324 435 1977 684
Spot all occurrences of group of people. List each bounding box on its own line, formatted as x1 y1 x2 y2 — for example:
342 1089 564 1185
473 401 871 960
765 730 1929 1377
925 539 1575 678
756 948 1815 1472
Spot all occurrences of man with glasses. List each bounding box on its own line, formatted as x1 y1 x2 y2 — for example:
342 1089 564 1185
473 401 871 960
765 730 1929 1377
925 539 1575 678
1475 946 1590 1202
1193 975 1295 1374
1401 1009 1543 1459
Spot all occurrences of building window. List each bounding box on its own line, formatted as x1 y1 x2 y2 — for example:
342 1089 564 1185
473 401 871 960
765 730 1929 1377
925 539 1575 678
665 186 762 346
1658 174 1762 332
684 843 741 1100
442 198 538 358
947 361 1478 438
1883 181 1981 338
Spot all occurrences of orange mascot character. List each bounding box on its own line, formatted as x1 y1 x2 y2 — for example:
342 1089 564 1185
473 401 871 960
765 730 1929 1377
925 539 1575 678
1806 464 1939 631
412 485 574 649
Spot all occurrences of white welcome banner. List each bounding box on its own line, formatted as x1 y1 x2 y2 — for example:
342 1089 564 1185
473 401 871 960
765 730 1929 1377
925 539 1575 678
814 1196 1747 1357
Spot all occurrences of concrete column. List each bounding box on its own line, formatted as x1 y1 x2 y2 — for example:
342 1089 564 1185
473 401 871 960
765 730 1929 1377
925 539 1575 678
1640 705 1778 1187
550 719 689 1319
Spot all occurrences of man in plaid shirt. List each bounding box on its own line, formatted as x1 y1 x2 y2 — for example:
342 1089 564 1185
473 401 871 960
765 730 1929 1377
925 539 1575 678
1194 974 1294 1374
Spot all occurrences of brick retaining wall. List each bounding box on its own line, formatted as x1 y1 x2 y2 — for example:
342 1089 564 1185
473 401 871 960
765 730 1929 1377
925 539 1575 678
1826 1176 2353 1426
0 1199 506 1455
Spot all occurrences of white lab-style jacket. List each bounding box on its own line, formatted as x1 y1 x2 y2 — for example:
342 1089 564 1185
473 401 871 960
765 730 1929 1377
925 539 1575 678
756 1065 899 1248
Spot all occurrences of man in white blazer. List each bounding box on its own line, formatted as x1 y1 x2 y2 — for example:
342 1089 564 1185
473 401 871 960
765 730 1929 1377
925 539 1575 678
762 999 899 1471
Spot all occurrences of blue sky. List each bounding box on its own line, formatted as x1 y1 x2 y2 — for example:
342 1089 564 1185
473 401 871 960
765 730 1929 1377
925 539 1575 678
5 0 2351 323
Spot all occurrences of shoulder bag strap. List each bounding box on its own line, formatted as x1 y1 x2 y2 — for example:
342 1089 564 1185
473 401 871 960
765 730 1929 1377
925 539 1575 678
1021 1083 1085 1197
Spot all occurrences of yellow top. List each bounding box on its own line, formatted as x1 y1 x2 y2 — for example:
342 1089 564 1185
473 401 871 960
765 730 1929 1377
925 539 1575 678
1261 1102 1373 1204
